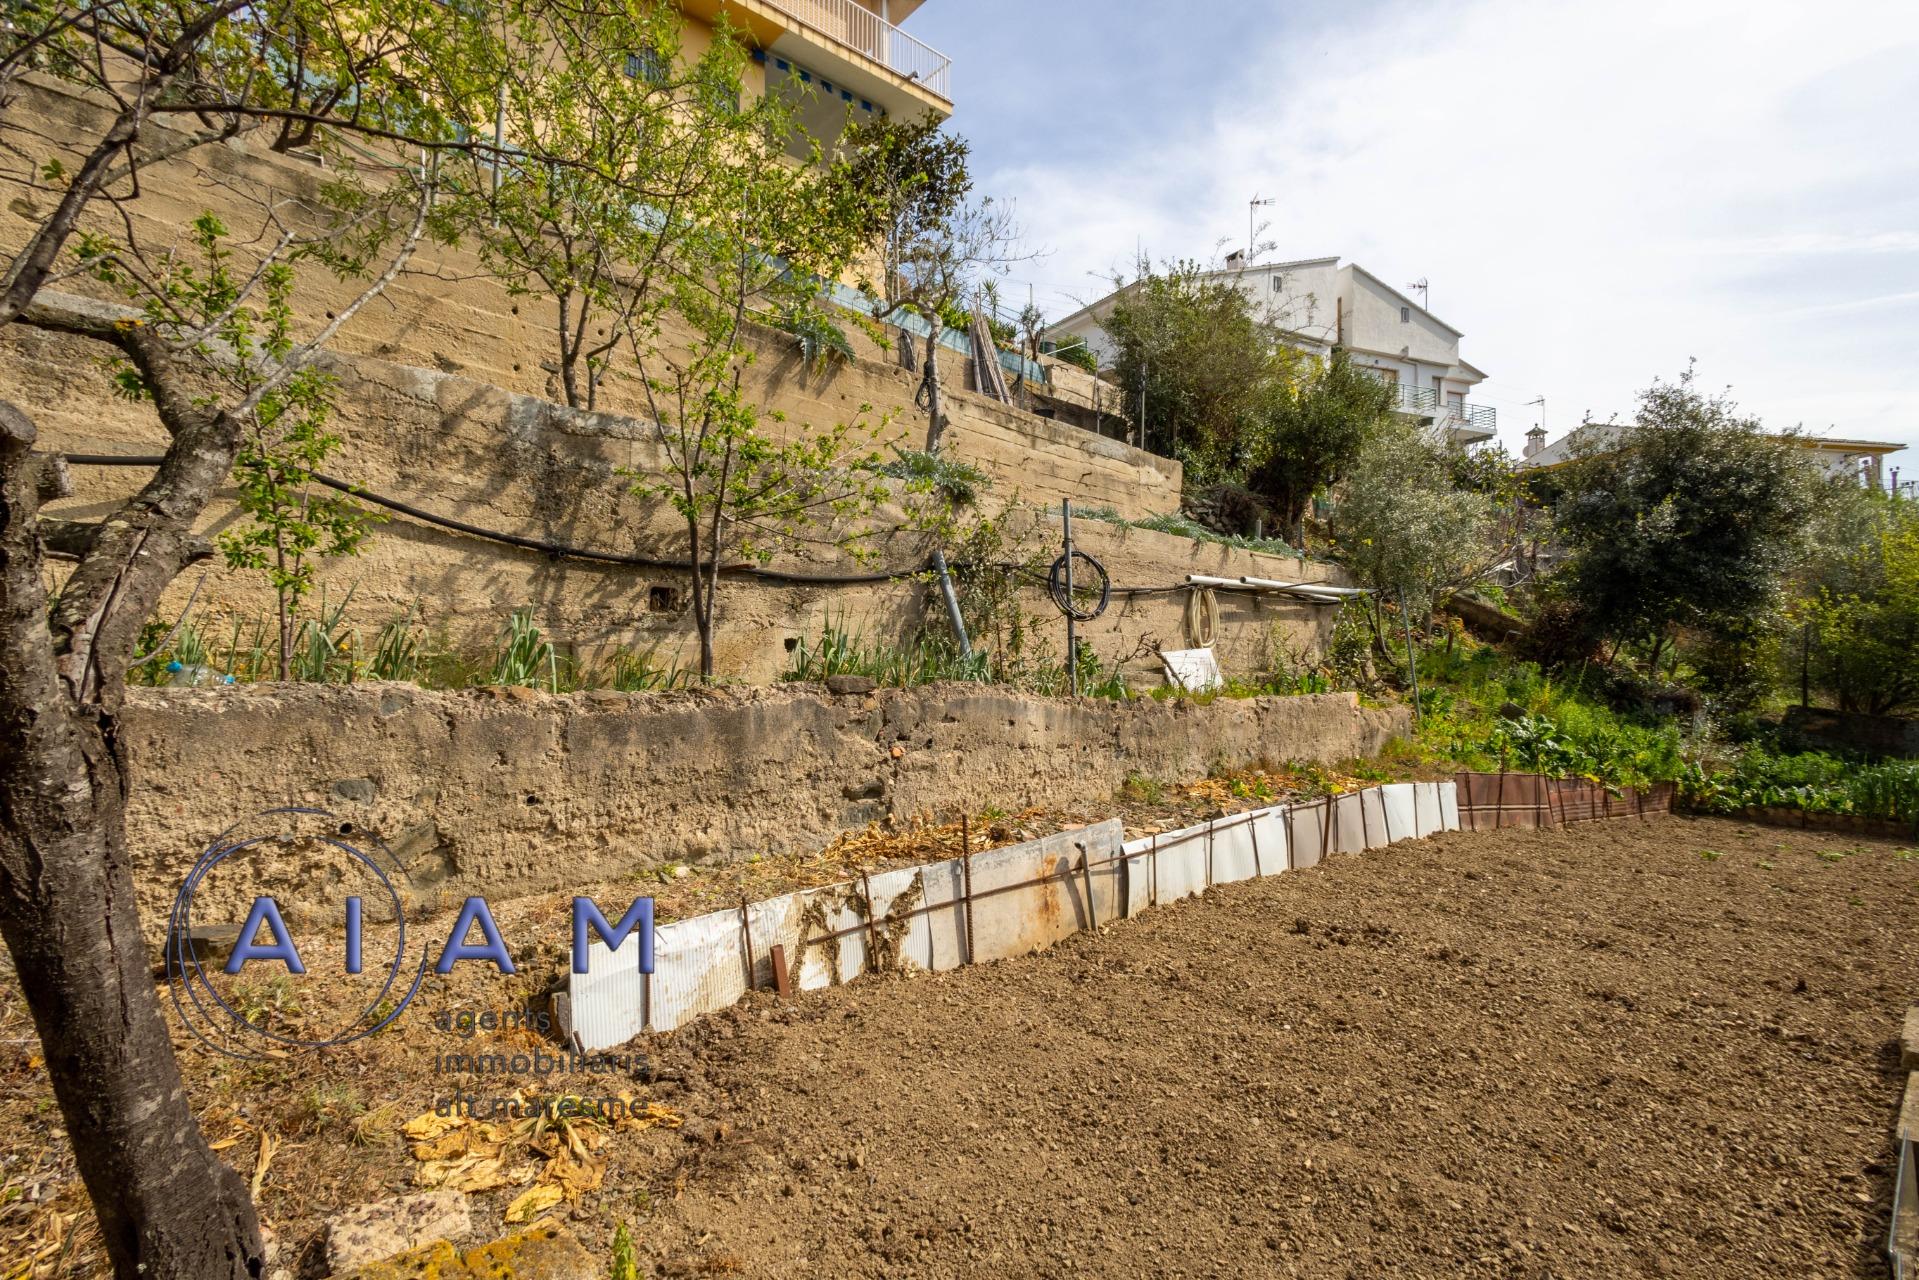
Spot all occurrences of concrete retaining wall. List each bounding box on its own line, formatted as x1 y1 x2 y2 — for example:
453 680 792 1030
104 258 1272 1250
18 314 1341 681
118 682 1410 928
0 74 1179 517
0 74 1346 682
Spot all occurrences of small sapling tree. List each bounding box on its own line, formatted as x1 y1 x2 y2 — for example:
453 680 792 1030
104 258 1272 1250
628 97 888 678
456 2 758 410
120 217 386 680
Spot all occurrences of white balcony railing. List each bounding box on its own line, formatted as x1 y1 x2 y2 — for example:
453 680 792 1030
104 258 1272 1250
1365 374 1496 435
761 0 953 101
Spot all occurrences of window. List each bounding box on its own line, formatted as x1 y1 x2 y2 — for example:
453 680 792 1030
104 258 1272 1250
624 49 666 84
1270 274 1285 292
1400 306 1410 323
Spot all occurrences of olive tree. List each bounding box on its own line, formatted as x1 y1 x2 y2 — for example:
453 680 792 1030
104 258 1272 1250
1796 492 1919 714
1552 369 1818 678
0 3 611 1274
1330 414 1497 649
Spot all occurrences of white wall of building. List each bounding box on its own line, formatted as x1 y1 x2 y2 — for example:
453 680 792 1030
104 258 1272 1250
1041 256 1492 442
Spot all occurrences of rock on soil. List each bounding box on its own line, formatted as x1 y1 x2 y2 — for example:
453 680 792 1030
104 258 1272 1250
347 1222 596 1279
325 1189 471 1274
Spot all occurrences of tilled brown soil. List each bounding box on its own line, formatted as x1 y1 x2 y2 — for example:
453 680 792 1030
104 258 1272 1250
637 817 1919 1279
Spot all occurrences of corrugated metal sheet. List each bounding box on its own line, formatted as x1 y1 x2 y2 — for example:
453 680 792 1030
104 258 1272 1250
564 785 1467 1052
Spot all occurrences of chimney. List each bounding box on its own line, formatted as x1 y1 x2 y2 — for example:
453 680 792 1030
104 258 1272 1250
1224 250 1245 270
1524 425 1547 459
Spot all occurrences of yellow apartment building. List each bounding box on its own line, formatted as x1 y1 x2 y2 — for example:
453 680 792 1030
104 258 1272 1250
677 0 952 137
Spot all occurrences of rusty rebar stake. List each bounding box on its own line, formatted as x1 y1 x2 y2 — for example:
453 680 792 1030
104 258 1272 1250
960 814 976 966
768 942 793 998
860 870 880 973
739 894 757 992
1079 843 1096 929
1249 817 1264 878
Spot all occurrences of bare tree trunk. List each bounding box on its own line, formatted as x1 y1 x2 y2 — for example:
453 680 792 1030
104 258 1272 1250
0 408 264 1279
684 518 713 680
923 341 946 452
274 541 292 682
557 290 582 410
1646 631 1669 682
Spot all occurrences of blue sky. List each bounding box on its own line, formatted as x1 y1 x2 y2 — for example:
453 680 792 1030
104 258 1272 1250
905 0 1919 477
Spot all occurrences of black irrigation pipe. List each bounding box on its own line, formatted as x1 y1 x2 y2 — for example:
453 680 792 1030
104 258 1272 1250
61 453 915 587
61 453 1342 603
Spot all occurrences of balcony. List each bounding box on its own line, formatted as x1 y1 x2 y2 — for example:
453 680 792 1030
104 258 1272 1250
1380 381 1439 415
1443 402 1497 441
760 0 952 101
1369 377 1497 440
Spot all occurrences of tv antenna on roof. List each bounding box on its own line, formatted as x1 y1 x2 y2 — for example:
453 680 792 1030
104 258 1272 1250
1248 194 1277 265
1405 277 1429 309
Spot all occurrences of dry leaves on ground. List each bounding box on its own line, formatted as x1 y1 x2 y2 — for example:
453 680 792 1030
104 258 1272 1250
401 1094 680 1204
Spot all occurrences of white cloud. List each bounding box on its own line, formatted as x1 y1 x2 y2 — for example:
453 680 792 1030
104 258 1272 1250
985 0 1919 460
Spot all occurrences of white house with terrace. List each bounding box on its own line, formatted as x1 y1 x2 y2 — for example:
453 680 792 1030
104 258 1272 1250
1042 256 1497 446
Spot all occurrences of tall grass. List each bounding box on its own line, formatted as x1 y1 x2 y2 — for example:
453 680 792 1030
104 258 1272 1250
130 601 695 695
784 618 986 687
487 608 561 691
781 619 1136 699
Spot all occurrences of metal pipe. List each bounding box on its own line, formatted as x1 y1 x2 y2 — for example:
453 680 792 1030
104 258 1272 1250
1062 499 1077 697
932 549 971 658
